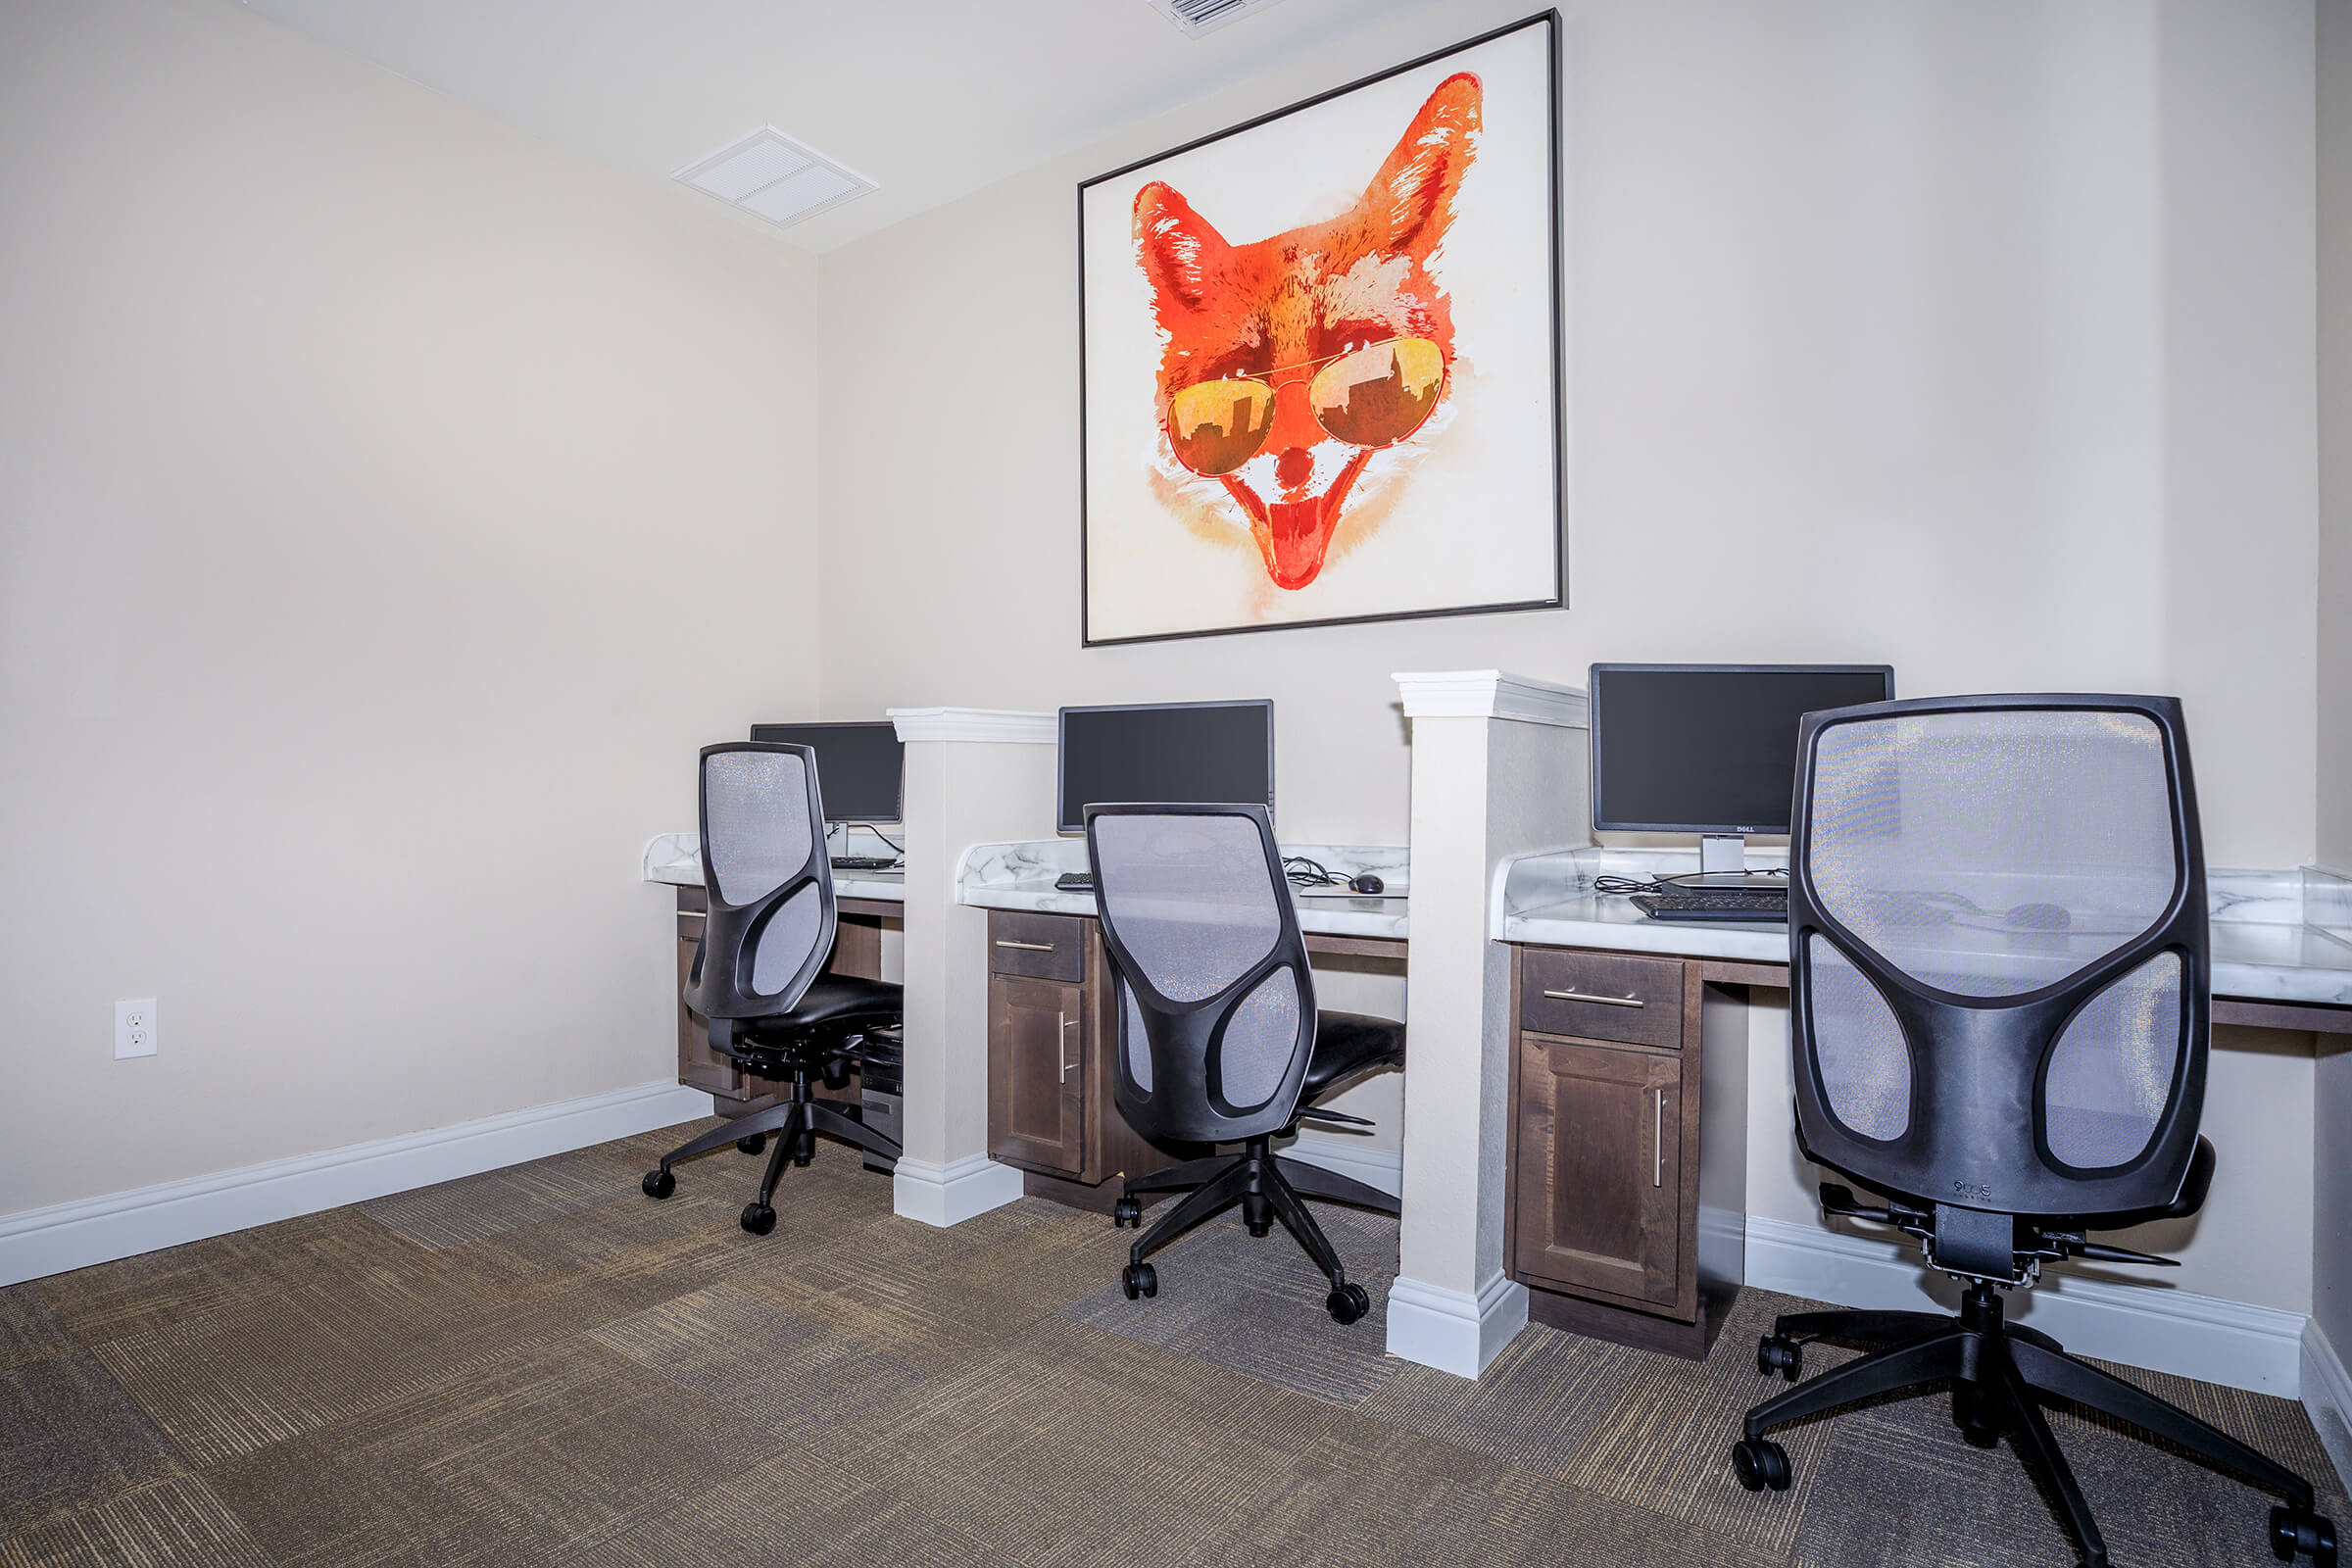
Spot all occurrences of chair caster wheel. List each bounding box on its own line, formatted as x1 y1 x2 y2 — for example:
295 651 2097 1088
1757 1334 1802 1381
1121 1262 1157 1299
737 1134 765 1154
1731 1438 1792 1493
1248 1222 1273 1238
2270 1503 2338 1567
641 1169 675 1200
1325 1283 1371 1325
739 1202 776 1236
1111 1197 1141 1229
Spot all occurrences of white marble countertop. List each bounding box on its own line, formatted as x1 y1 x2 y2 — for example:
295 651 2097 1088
640 832 906 905
956 839 1410 942
1494 848 2352 1008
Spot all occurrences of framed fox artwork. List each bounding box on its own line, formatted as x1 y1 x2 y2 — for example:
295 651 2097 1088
1078 12 1562 646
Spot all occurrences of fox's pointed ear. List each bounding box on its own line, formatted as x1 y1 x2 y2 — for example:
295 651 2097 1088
1133 182 1232 314
1362 72 1483 259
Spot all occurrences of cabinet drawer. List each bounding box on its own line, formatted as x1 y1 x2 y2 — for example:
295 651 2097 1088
988 911 1085 983
675 886 708 914
1521 949 1684 1049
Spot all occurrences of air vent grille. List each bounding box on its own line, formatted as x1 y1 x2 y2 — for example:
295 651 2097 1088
1145 0 1292 36
673 128 874 229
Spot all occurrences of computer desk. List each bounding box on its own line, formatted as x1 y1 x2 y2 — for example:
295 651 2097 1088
1491 847 2352 1359
955 839 1407 1206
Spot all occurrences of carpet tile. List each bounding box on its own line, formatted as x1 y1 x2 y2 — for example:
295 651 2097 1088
0 1120 2339 1568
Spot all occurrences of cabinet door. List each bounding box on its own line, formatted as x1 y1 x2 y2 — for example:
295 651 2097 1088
676 916 741 1097
1514 1035 1684 1307
988 975 1087 1177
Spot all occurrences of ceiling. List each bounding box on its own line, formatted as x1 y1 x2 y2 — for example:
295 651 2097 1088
238 0 1450 252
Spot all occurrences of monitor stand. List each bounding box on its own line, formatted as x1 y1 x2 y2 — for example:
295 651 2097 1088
1663 834 1785 893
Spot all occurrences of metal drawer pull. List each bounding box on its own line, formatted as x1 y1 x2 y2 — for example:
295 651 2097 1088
1654 1090 1664 1187
995 939 1056 953
1059 1013 1076 1081
1543 987 1644 1008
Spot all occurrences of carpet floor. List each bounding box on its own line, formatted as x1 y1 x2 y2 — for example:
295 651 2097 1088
2 1122 2342 1567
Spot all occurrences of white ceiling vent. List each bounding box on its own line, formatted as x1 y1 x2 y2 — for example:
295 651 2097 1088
1144 0 1293 36
673 128 874 228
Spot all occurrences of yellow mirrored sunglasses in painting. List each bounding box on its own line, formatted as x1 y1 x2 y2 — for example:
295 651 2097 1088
1164 337 1447 478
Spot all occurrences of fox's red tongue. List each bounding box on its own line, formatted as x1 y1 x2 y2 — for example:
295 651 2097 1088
1265 496 1331 590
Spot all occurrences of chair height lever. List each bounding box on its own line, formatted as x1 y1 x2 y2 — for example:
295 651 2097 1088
1818 1183 1893 1223
2039 1231 2179 1267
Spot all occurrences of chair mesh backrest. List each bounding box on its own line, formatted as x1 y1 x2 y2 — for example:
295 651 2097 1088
1809 709 2178 998
1807 937 1911 1141
705 750 813 905
2043 953 2181 1168
702 748 825 1000
1803 705 2191 1175
1092 810 1303 1114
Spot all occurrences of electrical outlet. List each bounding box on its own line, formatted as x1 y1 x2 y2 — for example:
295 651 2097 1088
114 999 158 1059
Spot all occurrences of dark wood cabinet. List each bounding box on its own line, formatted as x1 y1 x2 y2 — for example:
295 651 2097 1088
1506 943 1746 1358
1513 1036 1684 1307
987 974 1087 1176
982 909 1187 1206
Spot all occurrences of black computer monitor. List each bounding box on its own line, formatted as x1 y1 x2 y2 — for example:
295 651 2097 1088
1056 701 1275 834
746 721 905 822
1589 663 1894 880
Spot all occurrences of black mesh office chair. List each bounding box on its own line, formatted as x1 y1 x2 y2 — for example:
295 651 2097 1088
1085 803 1404 1324
1730 695 2336 1568
639 743 905 1236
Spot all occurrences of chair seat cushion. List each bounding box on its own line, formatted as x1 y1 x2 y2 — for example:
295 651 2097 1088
1304 1010 1405 1102
738 975 904 1039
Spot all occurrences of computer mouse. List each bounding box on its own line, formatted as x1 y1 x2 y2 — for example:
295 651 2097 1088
2004 902 2071 932
1348 873 1385 896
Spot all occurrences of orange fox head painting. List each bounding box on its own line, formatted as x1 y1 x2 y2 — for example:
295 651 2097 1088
1080 14 1559 645
1133 74 1481 592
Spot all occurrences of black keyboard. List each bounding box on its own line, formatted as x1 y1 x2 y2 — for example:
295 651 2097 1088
830 856 901 872
1054 872 1095 892
1633 891 1787 923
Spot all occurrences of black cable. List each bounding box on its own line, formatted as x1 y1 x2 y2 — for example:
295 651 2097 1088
1282 856 1346 889
1595 867 1789 898
849 822 905 856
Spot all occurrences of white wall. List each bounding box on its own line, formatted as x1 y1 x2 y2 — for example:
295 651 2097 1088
0 0 823 1214
817 0 2320 866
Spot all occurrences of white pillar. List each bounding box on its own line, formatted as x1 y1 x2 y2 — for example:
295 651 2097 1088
885 708 1057 1226
1386 671 1591 1377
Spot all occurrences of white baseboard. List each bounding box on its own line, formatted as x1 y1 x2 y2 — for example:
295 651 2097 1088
1387 1270 1529 1379
1744 1213 2306 1396
892 1152 1024 1228
2303 1320 2352 1493
0 1079 713 1288
1283 1133 1402 1197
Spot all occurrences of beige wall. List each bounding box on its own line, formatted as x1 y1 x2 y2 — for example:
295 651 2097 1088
2316 0 2352 1376
0 0 822 1212
817 0 2320 865
2324 0 2352 876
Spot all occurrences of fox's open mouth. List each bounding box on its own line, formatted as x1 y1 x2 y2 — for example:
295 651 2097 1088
1219 450 1373 590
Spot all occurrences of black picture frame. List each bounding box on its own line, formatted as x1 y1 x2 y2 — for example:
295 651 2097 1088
1077 10 1565 648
